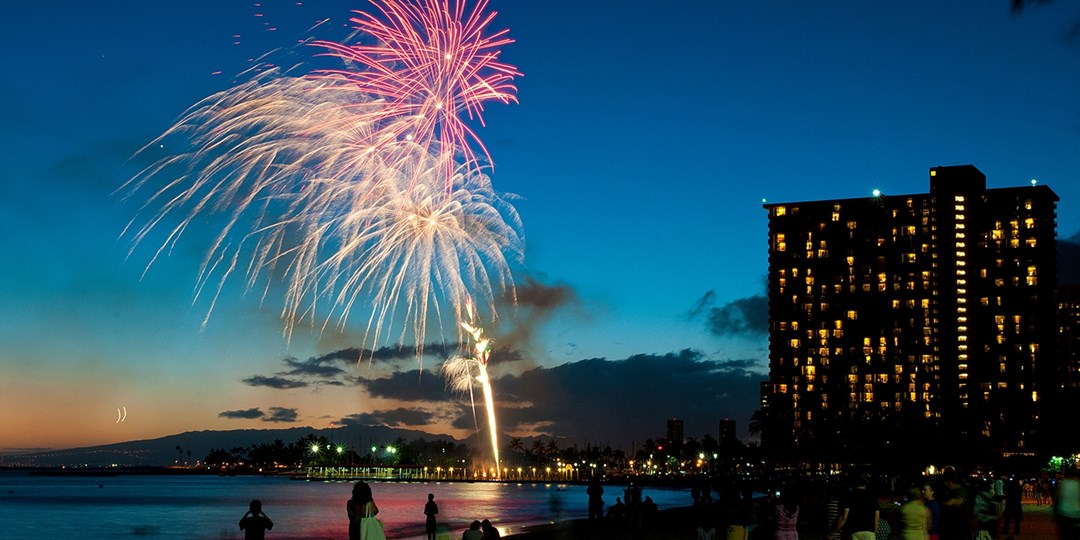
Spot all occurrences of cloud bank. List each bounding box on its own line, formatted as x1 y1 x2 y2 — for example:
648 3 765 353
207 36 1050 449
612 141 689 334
242 345 767 445
689 290 769 336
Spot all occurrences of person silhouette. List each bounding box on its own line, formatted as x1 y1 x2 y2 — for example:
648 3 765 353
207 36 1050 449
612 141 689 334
462 520 483 540
424 493 439 540
347 481 381 540
239 499 273 540
587 478 605 520
481 519 500 539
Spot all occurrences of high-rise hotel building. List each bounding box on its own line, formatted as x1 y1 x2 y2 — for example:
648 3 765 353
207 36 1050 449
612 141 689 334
762 165 1060 460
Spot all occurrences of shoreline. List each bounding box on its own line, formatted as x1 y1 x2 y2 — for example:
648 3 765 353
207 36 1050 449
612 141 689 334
502 506 699 540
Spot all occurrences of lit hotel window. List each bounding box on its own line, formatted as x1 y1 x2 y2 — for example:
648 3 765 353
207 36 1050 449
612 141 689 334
775 206 786 216
847 310 858 320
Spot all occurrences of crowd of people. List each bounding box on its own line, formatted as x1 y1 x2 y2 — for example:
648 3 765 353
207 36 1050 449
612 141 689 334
682 467 1076 540
235 469 1080 540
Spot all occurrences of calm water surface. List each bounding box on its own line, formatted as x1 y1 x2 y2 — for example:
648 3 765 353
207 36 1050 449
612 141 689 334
0 472 689 539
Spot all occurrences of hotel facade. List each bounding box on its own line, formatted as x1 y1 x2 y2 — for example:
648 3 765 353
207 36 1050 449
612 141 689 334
762 165 1063 462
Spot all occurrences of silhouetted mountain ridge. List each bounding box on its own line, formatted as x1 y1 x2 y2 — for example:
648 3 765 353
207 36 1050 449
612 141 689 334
0 424 459 467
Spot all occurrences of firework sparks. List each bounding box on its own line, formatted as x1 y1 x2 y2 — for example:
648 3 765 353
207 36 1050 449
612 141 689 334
310 0 520 183
442 301 500 477
122 0 521 358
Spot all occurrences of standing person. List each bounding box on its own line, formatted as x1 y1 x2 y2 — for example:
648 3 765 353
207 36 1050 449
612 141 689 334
1056 468 1080 540
973 481 1001 539
1001 477 1023 537
239 499 274 540
424 493 439 540
921 483 940 540
834 476 879 540
347 481 383 540
899 486 930 540
826 484 844 540
587 477 605 520
937 471 972 540
775 490 800 540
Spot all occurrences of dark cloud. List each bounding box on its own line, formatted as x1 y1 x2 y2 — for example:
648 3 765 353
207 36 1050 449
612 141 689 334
690 290 769 336
352 348 767 444
358 368 451 401
263 407 299 423
687 290 717 319
368 343 459 363
339 408 439 427
242 345 463 392
487 350 767 443
282 356 347 378
242 375 308 389
218 408 265 419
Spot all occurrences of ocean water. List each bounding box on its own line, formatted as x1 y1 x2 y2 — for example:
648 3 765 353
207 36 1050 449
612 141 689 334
0 472 689 539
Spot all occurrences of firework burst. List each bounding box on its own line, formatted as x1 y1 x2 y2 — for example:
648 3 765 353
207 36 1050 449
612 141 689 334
122 0 521 356
311 0 520 183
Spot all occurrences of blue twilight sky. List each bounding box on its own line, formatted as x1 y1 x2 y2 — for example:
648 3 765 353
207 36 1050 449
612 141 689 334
2 0 1079 452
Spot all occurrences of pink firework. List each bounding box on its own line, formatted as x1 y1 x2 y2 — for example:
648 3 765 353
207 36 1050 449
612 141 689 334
310 0 520 182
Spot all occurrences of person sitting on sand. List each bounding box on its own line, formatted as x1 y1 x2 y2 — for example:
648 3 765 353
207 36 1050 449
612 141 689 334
462 520 483 540
480 519 500 539
608 497 626 519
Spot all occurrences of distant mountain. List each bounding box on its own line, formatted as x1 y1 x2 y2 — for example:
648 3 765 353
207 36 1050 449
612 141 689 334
0 424 461 467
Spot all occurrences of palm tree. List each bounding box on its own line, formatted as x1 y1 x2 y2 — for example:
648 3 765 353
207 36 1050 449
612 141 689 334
507 437 524 466
530 439 544 459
